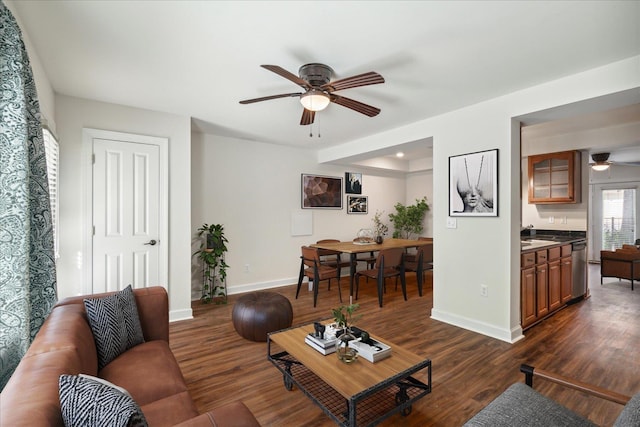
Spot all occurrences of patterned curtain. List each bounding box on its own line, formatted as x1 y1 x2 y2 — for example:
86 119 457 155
0 1 57 389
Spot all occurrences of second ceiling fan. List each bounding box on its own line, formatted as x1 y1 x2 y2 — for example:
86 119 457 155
239 63 384 125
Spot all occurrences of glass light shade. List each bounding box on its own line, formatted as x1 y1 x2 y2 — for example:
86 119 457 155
300 91 330 111
592 163 610 171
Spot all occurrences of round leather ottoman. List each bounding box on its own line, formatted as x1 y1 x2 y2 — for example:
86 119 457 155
232 291 293 342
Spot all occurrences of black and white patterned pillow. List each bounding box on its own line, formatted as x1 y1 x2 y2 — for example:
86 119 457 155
84 285 144 370
59 374 148 427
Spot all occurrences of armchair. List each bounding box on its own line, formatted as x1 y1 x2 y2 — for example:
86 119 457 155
600 245 640 290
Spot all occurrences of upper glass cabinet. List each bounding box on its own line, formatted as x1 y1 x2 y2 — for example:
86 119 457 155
528 150 581 204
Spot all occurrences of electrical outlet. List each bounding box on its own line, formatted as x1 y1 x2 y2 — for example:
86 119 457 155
446 217 457 229
244 264 250 273
561 216 567 224
480 284 488 297
548 216 555 224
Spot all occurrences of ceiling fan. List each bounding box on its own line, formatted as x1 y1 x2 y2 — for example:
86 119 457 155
239 63 384 125
589 152 640 171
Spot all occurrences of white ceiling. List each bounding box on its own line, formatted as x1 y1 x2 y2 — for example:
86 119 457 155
11 1 640 161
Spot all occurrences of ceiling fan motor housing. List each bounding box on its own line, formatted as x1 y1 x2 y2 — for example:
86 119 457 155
591 152 610 162
299 63 334 87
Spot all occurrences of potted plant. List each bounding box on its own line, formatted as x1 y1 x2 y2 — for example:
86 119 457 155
372 210 389 243
388 196 430 239
193 223 229 304
332 303 361 364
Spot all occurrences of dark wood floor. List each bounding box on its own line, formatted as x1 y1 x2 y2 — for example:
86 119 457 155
169 266 640 426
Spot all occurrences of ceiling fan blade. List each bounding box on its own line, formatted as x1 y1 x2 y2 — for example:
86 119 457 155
330 94 381 117
300 109 315 126
239 92 302 104
261 65 310 89
322 71 385 92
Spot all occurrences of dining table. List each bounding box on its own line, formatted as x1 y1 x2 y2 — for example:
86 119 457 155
311 238 433 301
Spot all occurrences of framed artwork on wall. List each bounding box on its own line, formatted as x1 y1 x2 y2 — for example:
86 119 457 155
449 149 498 217
301 174 343 209
347 196 368 214
345 172 362 194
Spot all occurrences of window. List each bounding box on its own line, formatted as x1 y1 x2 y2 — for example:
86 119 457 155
601 188 636 250
43 128 59 259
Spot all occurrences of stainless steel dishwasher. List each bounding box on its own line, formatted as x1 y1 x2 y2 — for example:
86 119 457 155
570 239 588 301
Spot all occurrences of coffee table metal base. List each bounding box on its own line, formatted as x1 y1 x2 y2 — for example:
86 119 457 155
268 347 431 427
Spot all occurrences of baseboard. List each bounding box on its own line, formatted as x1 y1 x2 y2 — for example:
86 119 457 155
191 277 299 301
169 308 193 323
431 308 523 343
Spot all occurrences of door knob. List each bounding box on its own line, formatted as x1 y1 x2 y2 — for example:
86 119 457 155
144 239 157 246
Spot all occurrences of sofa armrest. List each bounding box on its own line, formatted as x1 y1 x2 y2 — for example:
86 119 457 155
520 364 631 405
56 286 169 342
173 401 260 427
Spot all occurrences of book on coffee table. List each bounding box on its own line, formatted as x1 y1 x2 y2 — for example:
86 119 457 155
348 338 392 363
305 335 337 355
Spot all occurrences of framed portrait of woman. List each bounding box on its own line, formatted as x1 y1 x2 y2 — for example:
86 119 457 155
449 149 498 217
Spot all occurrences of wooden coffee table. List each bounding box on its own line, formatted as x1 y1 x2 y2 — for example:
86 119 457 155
267 323 431 426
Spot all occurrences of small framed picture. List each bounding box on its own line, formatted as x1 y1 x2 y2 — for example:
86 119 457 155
347 196 368 214
449 149 498 217
345 172 362 194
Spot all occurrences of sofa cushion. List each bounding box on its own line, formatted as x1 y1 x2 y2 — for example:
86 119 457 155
614 392 640 427
84 285 145 369
99 340 190 407
464 383 596 426
59 374 148 427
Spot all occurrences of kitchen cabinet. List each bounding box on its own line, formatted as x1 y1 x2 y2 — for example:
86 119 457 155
521 243 574 330
527 150 581 204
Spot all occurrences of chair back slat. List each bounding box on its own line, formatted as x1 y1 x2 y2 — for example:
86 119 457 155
418 244 433 263
375 247 403 268
301 246 319 268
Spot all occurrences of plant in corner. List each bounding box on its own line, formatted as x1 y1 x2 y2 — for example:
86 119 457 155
388 196 430 239
193 223 229 304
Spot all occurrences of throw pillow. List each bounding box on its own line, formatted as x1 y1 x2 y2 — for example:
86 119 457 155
84 285 144 370
59 374 148 427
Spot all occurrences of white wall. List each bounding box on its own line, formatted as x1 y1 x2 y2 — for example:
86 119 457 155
318 55 640 343
55 95 193 321
190 133 407 300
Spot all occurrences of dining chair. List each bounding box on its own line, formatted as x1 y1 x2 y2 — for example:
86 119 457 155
404 243 433 296
296 246 342 307
354 247 406 307
316 239 351 290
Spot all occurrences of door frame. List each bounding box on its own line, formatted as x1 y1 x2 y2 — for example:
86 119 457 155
82 128 169 294
589 182 639 261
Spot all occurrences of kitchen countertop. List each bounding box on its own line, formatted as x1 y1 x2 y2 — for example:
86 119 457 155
520 230 586 252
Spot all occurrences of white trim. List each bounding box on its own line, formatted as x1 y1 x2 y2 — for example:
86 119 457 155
82 128 169 294
431 308 524 344
170 309 194 323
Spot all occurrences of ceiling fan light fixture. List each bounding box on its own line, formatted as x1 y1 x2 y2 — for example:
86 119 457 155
300 90 330 112
592 163 610 171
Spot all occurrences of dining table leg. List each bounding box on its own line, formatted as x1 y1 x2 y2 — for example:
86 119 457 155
349 253 357 303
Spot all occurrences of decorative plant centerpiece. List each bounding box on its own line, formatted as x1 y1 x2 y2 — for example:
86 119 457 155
372 210 389 244
193 223 229 304
388 196 430 239
332 303 361 364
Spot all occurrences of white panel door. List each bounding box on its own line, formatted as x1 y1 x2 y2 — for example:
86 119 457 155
92 138 160 292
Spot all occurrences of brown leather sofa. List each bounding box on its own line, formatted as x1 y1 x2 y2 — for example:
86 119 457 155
0 287 260 426
601 244 640 290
